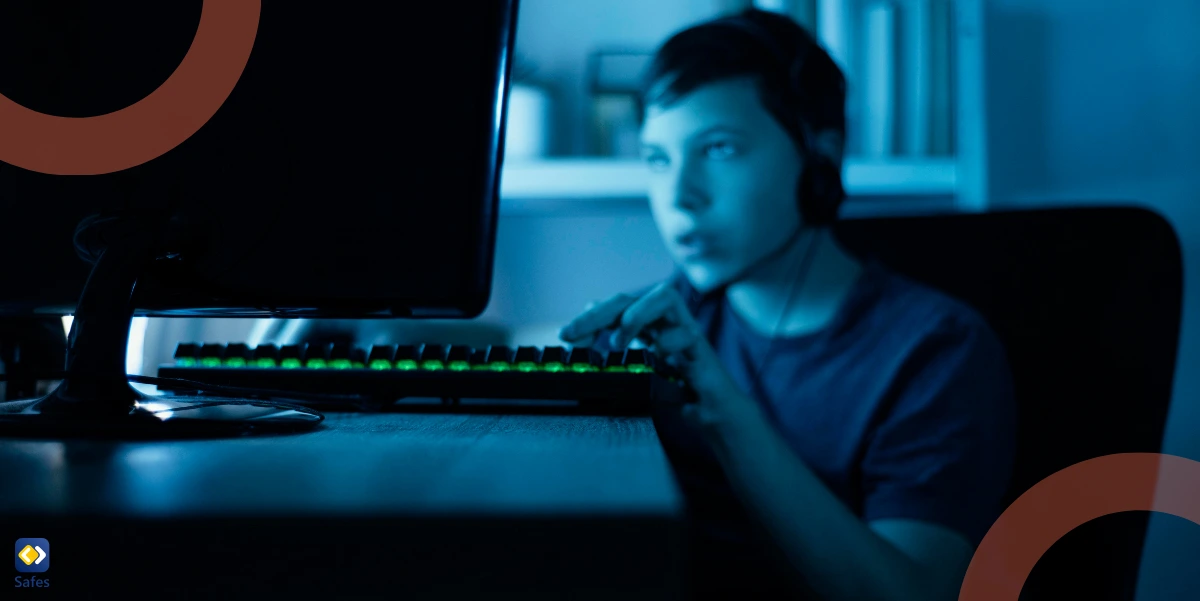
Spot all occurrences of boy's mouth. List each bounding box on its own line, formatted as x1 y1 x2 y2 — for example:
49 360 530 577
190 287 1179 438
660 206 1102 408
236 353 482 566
674 231 720 258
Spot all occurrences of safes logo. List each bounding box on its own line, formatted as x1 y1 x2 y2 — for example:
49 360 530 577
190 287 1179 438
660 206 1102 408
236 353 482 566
14 539 50 589
0 0 261 176
14 538 49 573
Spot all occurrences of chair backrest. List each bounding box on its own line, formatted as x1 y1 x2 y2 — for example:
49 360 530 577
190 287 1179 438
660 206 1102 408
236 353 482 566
834 206 1183 601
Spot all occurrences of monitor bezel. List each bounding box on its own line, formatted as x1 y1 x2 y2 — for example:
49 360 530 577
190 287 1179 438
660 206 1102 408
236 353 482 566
0 0 519 320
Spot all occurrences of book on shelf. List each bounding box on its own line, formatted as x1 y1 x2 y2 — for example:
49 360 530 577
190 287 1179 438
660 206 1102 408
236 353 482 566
817 0 855 76
862 1 897 157
929 0 955 156
901 0 931 156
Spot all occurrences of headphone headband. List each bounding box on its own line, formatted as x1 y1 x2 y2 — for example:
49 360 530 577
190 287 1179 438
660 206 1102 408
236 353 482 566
712 14 829 152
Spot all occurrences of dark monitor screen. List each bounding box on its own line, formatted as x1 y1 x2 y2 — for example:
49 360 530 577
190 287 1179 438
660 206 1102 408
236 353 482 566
0 0 516 318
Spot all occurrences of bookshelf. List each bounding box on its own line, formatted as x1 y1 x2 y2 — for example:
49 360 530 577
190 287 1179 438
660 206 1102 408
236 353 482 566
502 0 986 213
500 157 956 199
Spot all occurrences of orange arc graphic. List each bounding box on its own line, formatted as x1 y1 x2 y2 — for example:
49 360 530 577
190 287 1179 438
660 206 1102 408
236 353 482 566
960 453 1200 601
0 0 261 176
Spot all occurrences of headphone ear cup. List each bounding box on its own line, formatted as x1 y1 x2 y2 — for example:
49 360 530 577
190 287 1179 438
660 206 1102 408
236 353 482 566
797 156 843 226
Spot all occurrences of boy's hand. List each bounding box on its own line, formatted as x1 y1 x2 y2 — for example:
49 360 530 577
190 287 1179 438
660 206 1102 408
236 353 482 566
559 283 745 412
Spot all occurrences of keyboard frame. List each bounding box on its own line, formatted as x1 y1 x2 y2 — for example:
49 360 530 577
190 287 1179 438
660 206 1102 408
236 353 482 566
155 365 695 415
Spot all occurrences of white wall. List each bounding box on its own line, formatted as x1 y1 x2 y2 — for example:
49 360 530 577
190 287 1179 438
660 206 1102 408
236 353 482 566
985 1 1200 599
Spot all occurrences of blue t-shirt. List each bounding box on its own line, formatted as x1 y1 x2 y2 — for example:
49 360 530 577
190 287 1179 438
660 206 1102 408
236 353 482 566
596 259 1017 594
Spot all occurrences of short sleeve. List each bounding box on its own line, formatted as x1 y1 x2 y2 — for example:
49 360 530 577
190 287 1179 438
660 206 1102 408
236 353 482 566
859 313 1017 546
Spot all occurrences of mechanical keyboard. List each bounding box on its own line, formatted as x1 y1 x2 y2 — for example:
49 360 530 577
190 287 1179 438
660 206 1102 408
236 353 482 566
155 343 694 414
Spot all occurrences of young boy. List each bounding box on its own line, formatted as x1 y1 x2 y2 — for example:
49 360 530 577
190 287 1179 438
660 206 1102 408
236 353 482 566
559 9 1016 601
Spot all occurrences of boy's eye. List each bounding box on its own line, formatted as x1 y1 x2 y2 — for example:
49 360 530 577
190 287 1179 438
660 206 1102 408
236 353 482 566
704 141 737 159
644 154 669 171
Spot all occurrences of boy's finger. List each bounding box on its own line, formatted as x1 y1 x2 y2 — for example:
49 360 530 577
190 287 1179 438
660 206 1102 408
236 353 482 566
651 326 700 356
611 287 675 348
559 293 638 341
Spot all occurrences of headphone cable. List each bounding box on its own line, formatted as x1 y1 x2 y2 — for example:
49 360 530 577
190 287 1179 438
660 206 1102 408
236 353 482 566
741 225 823 407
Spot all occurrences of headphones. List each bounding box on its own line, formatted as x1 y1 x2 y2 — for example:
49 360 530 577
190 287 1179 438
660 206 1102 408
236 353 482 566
714 12 847 228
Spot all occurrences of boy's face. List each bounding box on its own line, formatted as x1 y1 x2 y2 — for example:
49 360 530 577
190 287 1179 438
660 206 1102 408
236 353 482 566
640 77 804 293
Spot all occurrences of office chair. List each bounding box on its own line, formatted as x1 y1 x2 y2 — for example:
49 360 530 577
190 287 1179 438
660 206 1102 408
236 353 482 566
835 206 1183 601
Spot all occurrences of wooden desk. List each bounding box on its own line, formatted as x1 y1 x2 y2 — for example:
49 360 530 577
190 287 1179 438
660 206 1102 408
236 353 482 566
0 413 685 600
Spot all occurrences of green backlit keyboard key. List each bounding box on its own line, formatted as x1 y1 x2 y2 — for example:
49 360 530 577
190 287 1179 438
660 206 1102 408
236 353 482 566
174 343 199 368
419 344 449 371
279 344 304 369
541 346 567 373
305 343 333 369
253 344 279 368
199 343 225 368
224 343 250 368
468 348 489 370
368 345 397 370
514 346 540 372
447 345 472 371
568 347 602 373
485 346 514 371
159 342 689 414
395 345 420 371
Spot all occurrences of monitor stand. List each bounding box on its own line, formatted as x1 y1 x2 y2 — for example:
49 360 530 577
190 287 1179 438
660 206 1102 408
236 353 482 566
0 224 324 439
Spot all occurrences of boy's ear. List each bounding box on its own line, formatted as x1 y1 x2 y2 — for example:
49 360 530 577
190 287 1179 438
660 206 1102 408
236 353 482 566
813 129 844 168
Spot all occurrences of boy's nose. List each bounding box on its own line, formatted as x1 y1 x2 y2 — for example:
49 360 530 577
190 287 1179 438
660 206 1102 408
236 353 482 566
671 185 708 212
669 163 709 211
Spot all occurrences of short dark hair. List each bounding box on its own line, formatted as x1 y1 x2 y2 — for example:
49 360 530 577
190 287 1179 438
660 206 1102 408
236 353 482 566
641 9 847 156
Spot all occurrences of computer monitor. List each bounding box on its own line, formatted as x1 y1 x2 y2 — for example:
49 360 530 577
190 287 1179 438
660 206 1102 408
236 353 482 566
0 0 519 436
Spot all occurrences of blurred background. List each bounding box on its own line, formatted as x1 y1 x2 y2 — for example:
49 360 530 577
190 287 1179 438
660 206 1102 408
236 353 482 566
26 0 1200 597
